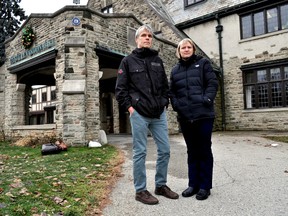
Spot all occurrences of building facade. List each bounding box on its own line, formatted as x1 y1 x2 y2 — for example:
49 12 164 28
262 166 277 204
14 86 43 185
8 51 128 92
29 86 57 125
0 1 186 145
3 0 284 145
159 0 288 130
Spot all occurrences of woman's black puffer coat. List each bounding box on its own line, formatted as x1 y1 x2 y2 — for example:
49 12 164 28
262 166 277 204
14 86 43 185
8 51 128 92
169 54 218 122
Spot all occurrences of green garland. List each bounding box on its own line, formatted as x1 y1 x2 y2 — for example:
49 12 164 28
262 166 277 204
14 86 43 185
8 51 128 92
22 26 35 49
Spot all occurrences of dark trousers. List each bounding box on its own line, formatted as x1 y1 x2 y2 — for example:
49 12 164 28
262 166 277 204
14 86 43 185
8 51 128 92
179 118 214 190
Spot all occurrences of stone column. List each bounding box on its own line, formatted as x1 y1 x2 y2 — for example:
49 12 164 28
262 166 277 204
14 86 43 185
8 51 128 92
62 80 86 146
14 84 26 125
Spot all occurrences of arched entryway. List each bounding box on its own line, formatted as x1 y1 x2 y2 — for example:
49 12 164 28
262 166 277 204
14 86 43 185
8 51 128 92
96 46 131 134
9 49 57 125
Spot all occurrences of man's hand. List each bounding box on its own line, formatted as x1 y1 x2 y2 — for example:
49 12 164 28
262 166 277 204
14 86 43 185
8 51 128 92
128 106 134 116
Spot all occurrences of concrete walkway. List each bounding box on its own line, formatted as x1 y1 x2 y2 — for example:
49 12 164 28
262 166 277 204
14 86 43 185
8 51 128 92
103 131 288 216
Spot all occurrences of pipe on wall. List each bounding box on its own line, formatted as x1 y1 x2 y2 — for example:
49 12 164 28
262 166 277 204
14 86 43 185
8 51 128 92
215 14 226 131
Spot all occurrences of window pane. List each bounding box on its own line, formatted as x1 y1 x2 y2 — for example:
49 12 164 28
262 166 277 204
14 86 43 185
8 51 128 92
32 94 36 104
51 90 56 100
270 68 281 80
257 70 267 82
254 12 265 36
285 81 288 105
245 71 254 83
267 8 278 32
258 84 269 107
187 0 203 5
42 92 47 102
284 66 288 79
245 86 255 108
271 82 282 107
241 15 252 38
280 4 288 29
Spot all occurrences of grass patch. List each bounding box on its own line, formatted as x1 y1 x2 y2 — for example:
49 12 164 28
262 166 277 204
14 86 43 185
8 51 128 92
263 136 288 144
0 141 123 215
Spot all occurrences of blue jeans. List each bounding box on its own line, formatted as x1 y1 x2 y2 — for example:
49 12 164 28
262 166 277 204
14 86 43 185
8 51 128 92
130 109 170 192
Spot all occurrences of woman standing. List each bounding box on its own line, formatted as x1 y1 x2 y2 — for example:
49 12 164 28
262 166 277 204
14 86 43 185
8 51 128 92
169 38 218 200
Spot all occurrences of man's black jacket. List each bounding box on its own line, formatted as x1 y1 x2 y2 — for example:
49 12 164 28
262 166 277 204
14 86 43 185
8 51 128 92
115 48 169 118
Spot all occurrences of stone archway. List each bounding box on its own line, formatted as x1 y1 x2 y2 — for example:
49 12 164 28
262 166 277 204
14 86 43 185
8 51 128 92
9 53 56 126
96 47 131 134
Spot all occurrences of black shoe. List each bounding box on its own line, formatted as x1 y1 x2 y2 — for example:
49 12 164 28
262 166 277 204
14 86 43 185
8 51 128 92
155 185 179 199
196 189 210 200
182 187 199 197
135 190 159 205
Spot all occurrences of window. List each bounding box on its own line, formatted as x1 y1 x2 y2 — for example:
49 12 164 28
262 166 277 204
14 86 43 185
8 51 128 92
31 94 36 104
184 0 205 7
240 3 288 39
51 90 56 101
101 5 113 13
242 63 288 109
127 27 136 47
281 4 288 29
42 92 47 102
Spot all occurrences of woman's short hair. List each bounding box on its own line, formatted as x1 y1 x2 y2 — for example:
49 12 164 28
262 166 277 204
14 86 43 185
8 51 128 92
135 25 153 39
176 38 196 59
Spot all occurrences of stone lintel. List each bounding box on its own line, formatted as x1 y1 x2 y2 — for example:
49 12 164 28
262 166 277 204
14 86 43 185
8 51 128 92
63 80 86 94
65 36 85 47
12 124 56 130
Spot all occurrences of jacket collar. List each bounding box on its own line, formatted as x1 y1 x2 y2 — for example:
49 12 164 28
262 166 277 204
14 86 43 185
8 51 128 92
179 54 202 65
132 48 158 58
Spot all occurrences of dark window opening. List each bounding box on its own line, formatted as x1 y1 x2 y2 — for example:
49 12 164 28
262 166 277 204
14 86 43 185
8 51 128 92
31 94 36 104
42 92 47 102
51 90 56 101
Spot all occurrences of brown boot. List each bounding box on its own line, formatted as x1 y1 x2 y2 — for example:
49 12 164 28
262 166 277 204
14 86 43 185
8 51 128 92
135 190 159 205
155 185 179 199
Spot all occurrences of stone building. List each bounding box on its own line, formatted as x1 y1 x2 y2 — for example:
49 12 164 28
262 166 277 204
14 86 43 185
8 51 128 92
0 1 187 145
158 0 288 131
0 0 232 145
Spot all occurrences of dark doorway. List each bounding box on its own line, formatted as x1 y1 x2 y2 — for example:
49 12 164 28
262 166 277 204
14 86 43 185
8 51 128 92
96 46 131 134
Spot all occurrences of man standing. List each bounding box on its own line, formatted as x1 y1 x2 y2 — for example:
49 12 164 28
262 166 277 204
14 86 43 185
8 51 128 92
115 25 179 205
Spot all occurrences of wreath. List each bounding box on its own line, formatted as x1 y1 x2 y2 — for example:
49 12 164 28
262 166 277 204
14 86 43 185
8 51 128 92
22 26 35 49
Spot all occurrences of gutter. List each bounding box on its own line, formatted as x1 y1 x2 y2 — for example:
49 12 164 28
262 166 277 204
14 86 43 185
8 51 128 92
215 14 226 131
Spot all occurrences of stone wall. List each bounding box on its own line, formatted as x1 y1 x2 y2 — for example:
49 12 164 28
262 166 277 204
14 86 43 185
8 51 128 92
88 0 182 43
162 0 251 24
0 66 4 140
3 6 180 145
183 13 288 131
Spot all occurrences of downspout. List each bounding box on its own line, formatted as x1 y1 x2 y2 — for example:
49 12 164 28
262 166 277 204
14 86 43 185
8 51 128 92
215 14 226 131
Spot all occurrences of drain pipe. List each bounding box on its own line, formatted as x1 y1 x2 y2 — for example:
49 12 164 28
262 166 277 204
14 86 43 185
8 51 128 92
215 14 226 131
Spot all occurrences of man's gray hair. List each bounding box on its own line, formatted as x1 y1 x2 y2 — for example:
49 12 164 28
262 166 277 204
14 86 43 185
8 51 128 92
135 25 153 39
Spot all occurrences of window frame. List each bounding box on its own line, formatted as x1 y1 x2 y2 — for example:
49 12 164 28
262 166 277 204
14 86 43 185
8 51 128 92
240 2 288 39
184 0 205 8
101 5 113 14
241 59 288 109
